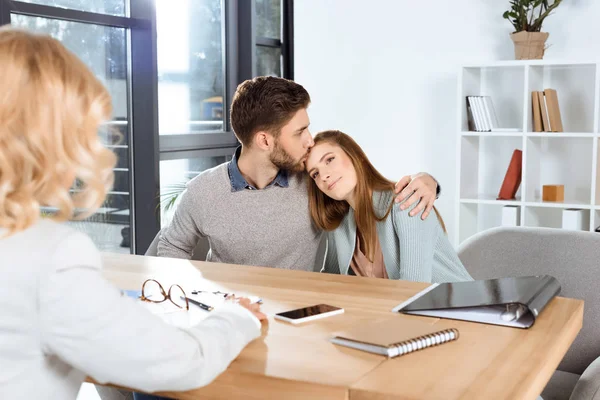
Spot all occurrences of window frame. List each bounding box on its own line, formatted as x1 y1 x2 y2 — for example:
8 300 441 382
0 0 295 254
0 0 160 255
255 0 293 79
160 0 294 155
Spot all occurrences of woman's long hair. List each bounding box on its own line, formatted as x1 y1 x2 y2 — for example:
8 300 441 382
0 28 116 235
308 130 445 261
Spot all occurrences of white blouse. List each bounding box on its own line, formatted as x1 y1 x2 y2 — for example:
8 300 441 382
0 219 261 399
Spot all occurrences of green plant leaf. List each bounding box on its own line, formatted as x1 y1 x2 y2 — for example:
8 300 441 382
506 0 561 32
157 181 189 211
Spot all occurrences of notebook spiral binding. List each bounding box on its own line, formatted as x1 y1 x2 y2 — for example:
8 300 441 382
388 328 459 358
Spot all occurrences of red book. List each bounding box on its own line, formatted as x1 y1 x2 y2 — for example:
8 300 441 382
497 150 523 200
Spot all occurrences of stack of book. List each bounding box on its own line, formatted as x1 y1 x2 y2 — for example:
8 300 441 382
532 89 564 132
466 96 519 132
466 96 497 132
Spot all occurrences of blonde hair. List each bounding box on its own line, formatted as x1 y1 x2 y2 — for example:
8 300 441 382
0 28 116 236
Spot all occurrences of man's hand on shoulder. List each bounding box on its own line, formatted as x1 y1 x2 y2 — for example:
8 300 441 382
393 172 439 220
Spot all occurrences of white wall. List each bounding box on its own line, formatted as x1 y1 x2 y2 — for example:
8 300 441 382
294 0 600 245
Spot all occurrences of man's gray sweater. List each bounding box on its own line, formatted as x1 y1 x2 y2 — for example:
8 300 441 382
157 163 323 271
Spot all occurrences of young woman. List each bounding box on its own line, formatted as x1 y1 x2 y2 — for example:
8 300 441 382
306 130 472 283
0 28 265 399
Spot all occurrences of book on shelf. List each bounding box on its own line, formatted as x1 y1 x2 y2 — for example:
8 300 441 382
465 97 477 132
478 97 492 130
538 90 551 131
466 96 518 132
466 96 489 131
466 96 484 131
532 91 543 132
497 149 522 200
533 89 564 132
544 89 564 132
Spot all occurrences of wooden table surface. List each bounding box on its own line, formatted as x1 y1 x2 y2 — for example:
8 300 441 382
99 253 584 400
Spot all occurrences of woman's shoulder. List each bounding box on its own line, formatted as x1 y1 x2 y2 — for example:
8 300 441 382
34 218 90 240
35 219 102 271
1 219 101 275
387 193 437 229
372 190 395 214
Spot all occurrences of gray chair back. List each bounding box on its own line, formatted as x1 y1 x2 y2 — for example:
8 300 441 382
145 231 210 261
457 226 600 375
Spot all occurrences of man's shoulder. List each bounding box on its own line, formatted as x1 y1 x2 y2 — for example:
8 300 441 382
186 162 229 191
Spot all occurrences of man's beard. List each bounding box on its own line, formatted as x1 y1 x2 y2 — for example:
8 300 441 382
270 140 306 172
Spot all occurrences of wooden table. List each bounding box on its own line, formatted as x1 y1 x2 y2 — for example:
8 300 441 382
99 253 583 400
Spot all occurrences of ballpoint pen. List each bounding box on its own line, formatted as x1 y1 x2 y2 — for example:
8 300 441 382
181 296 214 311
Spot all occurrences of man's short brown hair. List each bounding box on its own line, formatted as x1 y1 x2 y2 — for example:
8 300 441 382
230 76 311 146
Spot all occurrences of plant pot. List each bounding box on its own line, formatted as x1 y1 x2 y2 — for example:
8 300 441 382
510 31 549 60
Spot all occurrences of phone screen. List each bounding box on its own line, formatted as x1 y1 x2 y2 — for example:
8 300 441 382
276 304 342 320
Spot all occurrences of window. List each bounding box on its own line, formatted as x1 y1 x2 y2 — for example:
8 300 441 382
256 45 281 77
1 0 294 254
155 0 295 227
11 13 132 253
255 0 293 79
156 0 225 135
256 0 280 39
2 0 158 254
15 0 127 16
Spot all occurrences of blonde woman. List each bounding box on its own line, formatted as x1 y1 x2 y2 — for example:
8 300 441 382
0 28 265 399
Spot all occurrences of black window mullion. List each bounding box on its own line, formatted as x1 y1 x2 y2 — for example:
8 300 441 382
159 146 237 162
237 0 256 83
160 133 238 154
8 1 146 28
130 0 160 254
256 37 280 47
0 1 11 25
282 0 294 80
224 0 237 132
218 0 228 132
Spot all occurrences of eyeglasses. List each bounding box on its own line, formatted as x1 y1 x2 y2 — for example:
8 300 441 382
141 279 189 311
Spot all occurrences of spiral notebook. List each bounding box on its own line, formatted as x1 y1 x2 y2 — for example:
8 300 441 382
330 317 459 358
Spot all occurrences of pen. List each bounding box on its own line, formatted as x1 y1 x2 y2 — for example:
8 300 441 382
182 296 214 311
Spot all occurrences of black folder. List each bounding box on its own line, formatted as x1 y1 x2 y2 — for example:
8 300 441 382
392 275 561 329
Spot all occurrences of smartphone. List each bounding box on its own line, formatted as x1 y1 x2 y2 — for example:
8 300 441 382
274 304 344 324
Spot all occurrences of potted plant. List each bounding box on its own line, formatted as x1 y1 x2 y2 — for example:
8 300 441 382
503 0 562 60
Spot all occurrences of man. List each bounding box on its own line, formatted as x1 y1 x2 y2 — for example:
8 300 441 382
157 76 440 271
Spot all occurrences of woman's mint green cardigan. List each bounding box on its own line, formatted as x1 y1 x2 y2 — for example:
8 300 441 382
321 191 473 283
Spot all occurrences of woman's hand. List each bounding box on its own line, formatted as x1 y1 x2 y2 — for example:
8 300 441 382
236 297 268 321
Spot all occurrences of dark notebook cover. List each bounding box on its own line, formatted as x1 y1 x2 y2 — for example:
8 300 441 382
393 275 561 329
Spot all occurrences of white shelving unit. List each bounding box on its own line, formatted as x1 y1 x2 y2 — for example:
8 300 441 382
455 60 600 246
